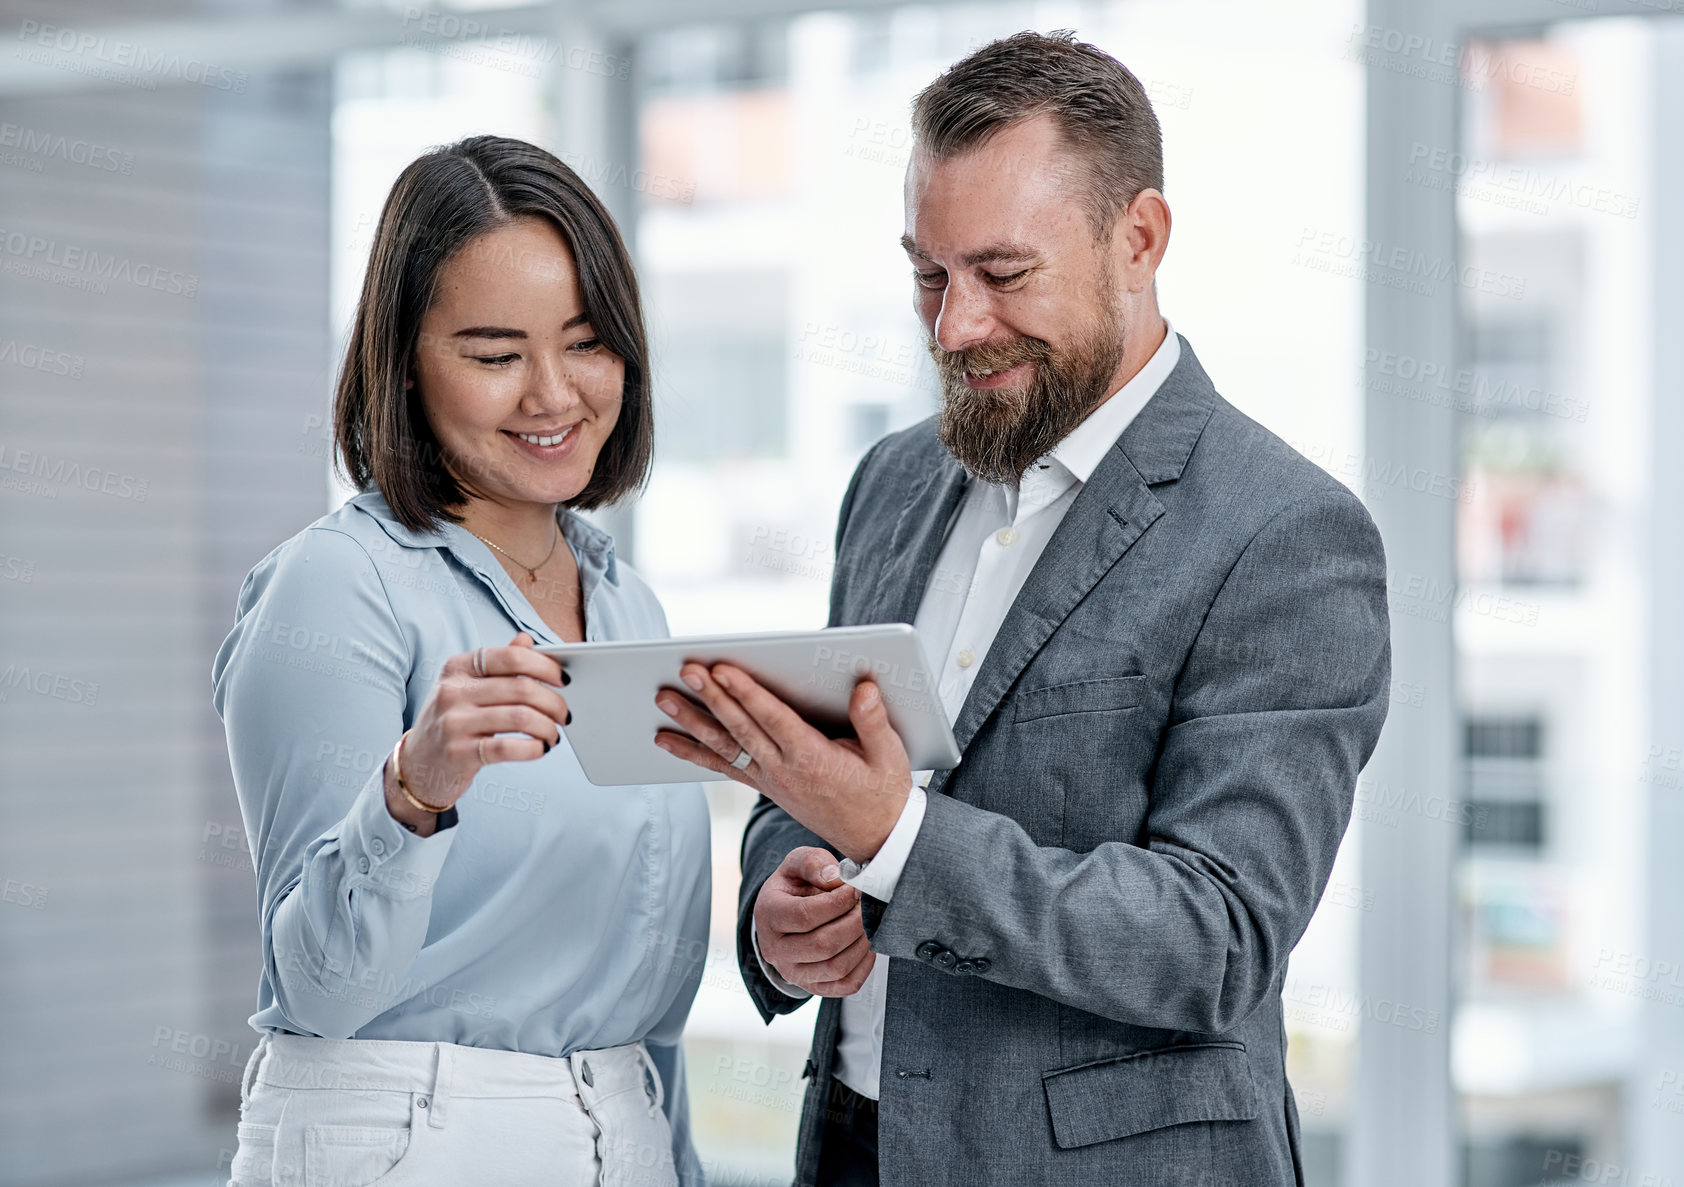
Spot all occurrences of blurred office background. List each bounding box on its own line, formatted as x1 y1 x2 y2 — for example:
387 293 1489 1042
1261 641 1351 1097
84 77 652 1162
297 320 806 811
1 0 1681 1184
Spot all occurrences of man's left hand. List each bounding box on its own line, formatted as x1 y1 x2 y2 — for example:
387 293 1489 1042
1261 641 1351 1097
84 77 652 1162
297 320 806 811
654 663 913 864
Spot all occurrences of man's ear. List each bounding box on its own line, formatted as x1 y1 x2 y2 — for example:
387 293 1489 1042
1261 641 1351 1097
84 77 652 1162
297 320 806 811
1112 188 1171 293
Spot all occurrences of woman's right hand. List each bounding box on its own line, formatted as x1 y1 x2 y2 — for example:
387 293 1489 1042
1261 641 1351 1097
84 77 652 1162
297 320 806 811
384 631 568 829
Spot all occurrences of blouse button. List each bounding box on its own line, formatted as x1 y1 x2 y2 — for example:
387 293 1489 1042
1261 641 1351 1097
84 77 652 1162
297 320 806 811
369 838 385 856
357 856 370 874
995 528 1017 546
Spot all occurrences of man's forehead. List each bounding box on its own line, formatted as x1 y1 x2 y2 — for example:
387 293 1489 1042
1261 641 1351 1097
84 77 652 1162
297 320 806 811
903 126 1087 246
900 232 1040 267
902 178 1086 262
908 118 1084 189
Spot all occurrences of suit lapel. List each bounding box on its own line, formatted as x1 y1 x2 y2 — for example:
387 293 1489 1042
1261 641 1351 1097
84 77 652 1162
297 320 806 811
921 334 1221 795
925 458 1163 795
859 450 970 628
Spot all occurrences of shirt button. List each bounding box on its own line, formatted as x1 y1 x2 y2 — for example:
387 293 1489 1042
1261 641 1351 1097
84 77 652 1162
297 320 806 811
369 838 385 856
956 649 974 668
995 528 1017 546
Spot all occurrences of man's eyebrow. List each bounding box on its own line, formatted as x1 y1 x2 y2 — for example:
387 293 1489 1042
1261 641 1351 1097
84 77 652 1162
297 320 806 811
452 312 590 340
958 243 1038 267
898 236 1039 268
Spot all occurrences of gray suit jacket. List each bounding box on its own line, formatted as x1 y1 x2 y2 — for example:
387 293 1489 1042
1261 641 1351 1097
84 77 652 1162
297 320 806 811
735 334 1391 1186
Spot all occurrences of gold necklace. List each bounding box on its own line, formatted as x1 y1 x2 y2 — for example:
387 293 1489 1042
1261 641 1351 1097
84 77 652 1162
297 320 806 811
471 520 560 585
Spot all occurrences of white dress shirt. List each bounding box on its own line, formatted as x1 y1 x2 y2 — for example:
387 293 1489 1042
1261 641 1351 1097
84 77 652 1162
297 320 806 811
754 320 1181 1100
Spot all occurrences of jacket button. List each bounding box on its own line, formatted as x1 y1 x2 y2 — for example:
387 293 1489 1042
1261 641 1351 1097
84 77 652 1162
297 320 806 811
933 949 957 970
971 958 991 974
954 961 975 975
916 941 940 961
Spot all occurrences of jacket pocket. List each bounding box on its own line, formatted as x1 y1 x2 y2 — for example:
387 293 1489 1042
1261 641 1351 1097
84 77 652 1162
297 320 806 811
1042 1041 1257 1150
1014 674 1146 723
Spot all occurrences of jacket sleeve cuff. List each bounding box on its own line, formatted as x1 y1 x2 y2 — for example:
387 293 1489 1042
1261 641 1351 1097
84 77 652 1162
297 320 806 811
339 765 457 900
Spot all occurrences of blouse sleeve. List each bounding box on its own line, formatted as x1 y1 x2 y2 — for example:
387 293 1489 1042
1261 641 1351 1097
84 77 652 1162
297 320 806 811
212 525 457 1039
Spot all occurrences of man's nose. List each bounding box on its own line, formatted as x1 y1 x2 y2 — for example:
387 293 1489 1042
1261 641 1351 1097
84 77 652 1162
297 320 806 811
933 280 996 354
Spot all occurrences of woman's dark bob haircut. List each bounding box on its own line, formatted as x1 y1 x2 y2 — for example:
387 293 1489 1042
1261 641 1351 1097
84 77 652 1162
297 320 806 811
333 134 652 535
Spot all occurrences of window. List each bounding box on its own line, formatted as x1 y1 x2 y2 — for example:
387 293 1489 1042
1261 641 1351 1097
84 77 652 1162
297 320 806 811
1463 714 1547 851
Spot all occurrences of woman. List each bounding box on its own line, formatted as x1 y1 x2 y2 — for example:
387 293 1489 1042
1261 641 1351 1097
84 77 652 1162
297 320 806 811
211 135 711 1187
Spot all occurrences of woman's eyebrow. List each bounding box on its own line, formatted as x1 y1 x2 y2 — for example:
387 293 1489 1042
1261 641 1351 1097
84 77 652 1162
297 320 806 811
454 326 525 340
452 313 590 340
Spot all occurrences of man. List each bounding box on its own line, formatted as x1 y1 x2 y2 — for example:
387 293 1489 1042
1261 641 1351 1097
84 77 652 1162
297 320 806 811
654 29 1390 1186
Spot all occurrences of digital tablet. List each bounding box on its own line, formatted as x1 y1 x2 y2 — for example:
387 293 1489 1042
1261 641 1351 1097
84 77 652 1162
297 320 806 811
534 623 962 787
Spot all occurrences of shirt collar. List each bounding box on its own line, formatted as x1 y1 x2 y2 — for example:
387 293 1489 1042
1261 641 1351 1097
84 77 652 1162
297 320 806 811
348 488 620 588
1041 316 1180 485
995 317 1180 519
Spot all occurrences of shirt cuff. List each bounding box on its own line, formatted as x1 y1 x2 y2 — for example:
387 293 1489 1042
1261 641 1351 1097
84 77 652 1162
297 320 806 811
749 917 813 1000
838 784 926 903
340 764 458 900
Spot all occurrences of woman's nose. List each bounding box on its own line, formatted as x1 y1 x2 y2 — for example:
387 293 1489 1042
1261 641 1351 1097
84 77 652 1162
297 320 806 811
522 355 580 412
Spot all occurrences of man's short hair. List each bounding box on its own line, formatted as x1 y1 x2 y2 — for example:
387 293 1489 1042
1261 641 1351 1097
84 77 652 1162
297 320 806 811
910 29 1164 238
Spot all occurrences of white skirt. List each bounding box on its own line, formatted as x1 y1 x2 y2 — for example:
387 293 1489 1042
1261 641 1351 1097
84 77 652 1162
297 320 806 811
228 1031 678 1187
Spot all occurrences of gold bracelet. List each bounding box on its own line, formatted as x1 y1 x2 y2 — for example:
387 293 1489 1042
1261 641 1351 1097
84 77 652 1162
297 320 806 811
392 730 452 815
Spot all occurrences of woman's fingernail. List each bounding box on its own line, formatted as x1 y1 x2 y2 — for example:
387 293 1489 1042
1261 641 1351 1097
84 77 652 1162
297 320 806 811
564 710 573 725
682 672 703 691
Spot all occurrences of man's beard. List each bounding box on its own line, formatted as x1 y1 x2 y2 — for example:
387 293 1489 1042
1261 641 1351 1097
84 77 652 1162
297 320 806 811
929 304 1126 487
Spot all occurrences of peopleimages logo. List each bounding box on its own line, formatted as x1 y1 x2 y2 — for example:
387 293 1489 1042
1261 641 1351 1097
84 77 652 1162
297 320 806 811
0 442 149 501
0 122 134 174
14 20 248 93
0 225 198 298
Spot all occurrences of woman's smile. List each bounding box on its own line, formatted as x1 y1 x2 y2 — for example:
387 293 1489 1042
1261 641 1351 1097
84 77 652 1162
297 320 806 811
503 423 582 460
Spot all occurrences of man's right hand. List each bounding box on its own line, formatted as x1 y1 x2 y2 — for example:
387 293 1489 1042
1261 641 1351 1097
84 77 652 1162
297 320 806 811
754 846 877 996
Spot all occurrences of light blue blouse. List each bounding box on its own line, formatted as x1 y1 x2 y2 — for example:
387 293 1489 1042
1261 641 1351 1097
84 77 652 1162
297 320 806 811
211 489 711 1182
